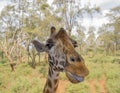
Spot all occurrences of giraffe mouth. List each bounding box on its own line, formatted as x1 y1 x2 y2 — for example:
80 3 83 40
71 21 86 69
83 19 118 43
66 71 84 83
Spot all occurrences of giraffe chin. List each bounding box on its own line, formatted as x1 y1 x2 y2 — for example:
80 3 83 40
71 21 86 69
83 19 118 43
65 71 84 84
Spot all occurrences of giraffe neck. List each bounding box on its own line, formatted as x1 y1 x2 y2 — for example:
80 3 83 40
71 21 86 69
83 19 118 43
43 67 60 93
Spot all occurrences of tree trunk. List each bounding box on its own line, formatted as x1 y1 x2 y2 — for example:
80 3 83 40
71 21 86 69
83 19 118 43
68 29 72 36
10 63 15 71
1 48 15 71
1 51 4 59
45 53 48 62
38 53 41 65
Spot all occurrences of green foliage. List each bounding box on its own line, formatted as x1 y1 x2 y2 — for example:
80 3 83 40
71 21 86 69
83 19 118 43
105 63 120 79
66 82 90 93
86 62 104 79
38 61 48 77
0 63 45 93
0 74 6 87
0 55 120 93
107 79 120 93
0 58 7 64
11 77 44 93
0 0 119 93
41 3 49 10
85 55 120 63
11 77 31 93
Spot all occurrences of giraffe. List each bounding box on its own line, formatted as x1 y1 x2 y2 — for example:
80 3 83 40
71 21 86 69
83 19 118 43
32 26 89 93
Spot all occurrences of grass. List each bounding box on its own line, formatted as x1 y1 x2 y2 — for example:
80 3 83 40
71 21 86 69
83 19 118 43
66 81 90 93
106 79 120 93
86 62 104 79
10 76 45 93
0 55 120 93
0 62 45 93
84 54 120 63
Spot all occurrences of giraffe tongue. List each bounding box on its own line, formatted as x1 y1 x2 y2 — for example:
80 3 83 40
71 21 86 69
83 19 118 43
67 72 84 82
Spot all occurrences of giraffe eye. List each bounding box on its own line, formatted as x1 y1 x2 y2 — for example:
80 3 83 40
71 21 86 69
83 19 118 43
45 43 54 49
70 57 75 62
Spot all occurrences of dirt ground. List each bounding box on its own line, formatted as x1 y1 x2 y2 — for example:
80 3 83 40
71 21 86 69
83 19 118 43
88 76 107 93
57 76 107 93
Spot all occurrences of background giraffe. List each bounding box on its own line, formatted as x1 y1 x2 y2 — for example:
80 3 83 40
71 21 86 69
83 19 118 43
32 26 89 93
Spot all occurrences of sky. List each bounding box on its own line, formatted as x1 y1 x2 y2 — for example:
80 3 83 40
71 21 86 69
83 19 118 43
80 0 120 28
0 0 120 29
0 0 10 12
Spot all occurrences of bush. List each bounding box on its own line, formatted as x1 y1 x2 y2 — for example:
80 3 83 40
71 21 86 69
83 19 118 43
0 58 7 64
11 76 45 93
112 58 120 63
11 77 31 93
86 55 119 63
39 62 48 77
30 78 44 93
0 75 6 87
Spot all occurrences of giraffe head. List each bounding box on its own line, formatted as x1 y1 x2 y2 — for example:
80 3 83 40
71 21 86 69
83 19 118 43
32 26 89 83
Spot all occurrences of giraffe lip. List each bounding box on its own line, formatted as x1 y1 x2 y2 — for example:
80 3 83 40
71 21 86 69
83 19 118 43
67 71 84 82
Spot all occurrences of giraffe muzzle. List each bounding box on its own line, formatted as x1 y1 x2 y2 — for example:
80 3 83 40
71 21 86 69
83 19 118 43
65 71 84 83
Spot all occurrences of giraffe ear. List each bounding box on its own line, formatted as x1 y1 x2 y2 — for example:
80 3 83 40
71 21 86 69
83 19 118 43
50 26 56 37
32 40 48 52
70 38 78 47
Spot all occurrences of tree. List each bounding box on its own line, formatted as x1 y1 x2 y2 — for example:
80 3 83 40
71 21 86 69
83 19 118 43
0 0 64 70
76 25 86 54
106 6 120 54
97 24 116 55
97 6 120 56
86 26 96 56
53 0 100 36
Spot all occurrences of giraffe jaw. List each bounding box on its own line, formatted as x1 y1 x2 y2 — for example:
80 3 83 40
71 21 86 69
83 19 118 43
65 71 84 83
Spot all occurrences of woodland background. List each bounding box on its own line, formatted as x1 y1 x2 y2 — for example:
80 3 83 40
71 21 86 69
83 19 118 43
0 0 120 93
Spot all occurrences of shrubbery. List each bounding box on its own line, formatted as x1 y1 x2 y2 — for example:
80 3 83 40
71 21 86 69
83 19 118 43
0 55 120 93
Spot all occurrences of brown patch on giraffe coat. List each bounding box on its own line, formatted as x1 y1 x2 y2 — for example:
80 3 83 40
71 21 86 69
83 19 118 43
55 60 58 65
54 83 59 92
47 79 52 88
54 79 58 84
54 79 59 92
45 89 50 93
56 73 59 77
49 69 52 77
